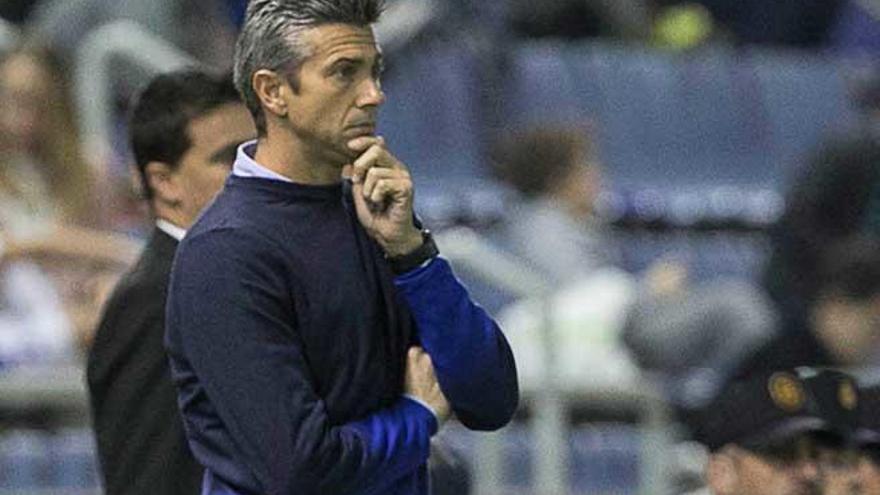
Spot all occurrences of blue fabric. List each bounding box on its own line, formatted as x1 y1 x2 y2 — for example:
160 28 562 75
166 162 517 494
223 0 247 28
394 258 519 430
828 0 880 57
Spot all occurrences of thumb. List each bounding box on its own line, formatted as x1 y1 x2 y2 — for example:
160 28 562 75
341 164 353 180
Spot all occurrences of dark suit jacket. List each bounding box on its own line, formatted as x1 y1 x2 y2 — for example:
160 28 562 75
87 227 202 495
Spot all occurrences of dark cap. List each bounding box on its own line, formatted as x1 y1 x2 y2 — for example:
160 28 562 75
856 384 880 448
693 368 860 452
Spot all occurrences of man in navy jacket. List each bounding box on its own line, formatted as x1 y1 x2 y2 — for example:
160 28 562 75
164 1 519 494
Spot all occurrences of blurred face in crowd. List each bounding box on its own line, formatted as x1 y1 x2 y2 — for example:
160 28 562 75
555 157 603 219
818 445 860 495
0 52 51 153
150 102 255 228
707 435 858 495
813 295 880 365
859 452 880 495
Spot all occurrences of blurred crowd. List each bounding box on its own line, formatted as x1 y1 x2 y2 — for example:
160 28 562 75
1 0 880 494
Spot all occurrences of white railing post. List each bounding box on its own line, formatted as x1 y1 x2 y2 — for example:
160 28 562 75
436 227 568 495
74 20 198 173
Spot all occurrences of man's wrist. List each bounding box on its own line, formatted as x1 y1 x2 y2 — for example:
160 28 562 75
382 228 424 257
402 394 445 426
387 229 438 274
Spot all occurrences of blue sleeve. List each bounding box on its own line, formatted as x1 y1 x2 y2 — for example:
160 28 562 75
394 257 519 430
167 229 434 494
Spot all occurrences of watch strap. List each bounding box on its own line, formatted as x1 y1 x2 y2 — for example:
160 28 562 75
388 229 439 274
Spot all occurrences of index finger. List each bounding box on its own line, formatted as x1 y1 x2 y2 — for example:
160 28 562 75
347 135 385 153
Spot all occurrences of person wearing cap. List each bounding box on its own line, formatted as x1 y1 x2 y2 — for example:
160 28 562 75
688 368 860 495
856 384 880 494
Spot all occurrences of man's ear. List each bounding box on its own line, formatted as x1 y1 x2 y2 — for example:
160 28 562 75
252 69 289 118
707 450 739 495
144 161 180 206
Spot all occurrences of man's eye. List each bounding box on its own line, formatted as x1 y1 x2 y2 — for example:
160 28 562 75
334 66 356 80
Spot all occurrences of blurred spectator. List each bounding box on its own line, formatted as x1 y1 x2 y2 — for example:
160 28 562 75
489 126 613 284
28 0 238 70
763 136 880 326
491 125 776 400
856 383 880 494
0 255 73 368
737 235 880 376
688 368 860 495
0 46 96 234
0 45 139 356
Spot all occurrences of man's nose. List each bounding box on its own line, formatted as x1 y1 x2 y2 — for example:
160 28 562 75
357 78 385 107
796 458 821 483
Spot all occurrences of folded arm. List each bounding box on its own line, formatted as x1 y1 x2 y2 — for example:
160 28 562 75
394 257 519 430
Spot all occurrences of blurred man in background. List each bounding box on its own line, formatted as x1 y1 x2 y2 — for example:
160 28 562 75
736 235 880 376
762 137 880 325
86 70 255 495
689 368 860 495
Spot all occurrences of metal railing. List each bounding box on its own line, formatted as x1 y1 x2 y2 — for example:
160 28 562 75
436 226 676 495
74 20 199 174
374 0 441 53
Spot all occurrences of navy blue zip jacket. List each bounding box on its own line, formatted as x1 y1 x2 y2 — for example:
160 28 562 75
165 171 518 495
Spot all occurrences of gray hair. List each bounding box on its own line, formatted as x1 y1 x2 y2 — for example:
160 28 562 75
234 0 385 135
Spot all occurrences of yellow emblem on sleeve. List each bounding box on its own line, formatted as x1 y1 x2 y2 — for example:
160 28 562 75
768 372 805 412
839 380 858 411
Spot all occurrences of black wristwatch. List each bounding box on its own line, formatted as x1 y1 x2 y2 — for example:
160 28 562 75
387 229 439 274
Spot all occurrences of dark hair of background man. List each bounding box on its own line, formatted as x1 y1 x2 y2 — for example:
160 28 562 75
129 70 240 200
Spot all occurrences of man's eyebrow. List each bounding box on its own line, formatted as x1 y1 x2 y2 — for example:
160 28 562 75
327 56 364 68
210 142 241 163
325 53 384 72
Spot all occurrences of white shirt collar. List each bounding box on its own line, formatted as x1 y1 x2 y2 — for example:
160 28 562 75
232 140 294 183
156 219 186 241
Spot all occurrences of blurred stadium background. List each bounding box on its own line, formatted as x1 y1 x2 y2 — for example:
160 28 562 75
1 0 880 494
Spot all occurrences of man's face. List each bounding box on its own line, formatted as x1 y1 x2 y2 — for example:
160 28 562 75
727 448 820 495
281 23 384 166
173 102 255 227
814 296 880 365
0 53 51 152
709 436 861 495
818 445 860 495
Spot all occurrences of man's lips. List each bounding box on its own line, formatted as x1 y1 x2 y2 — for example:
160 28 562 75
345 123 376 136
